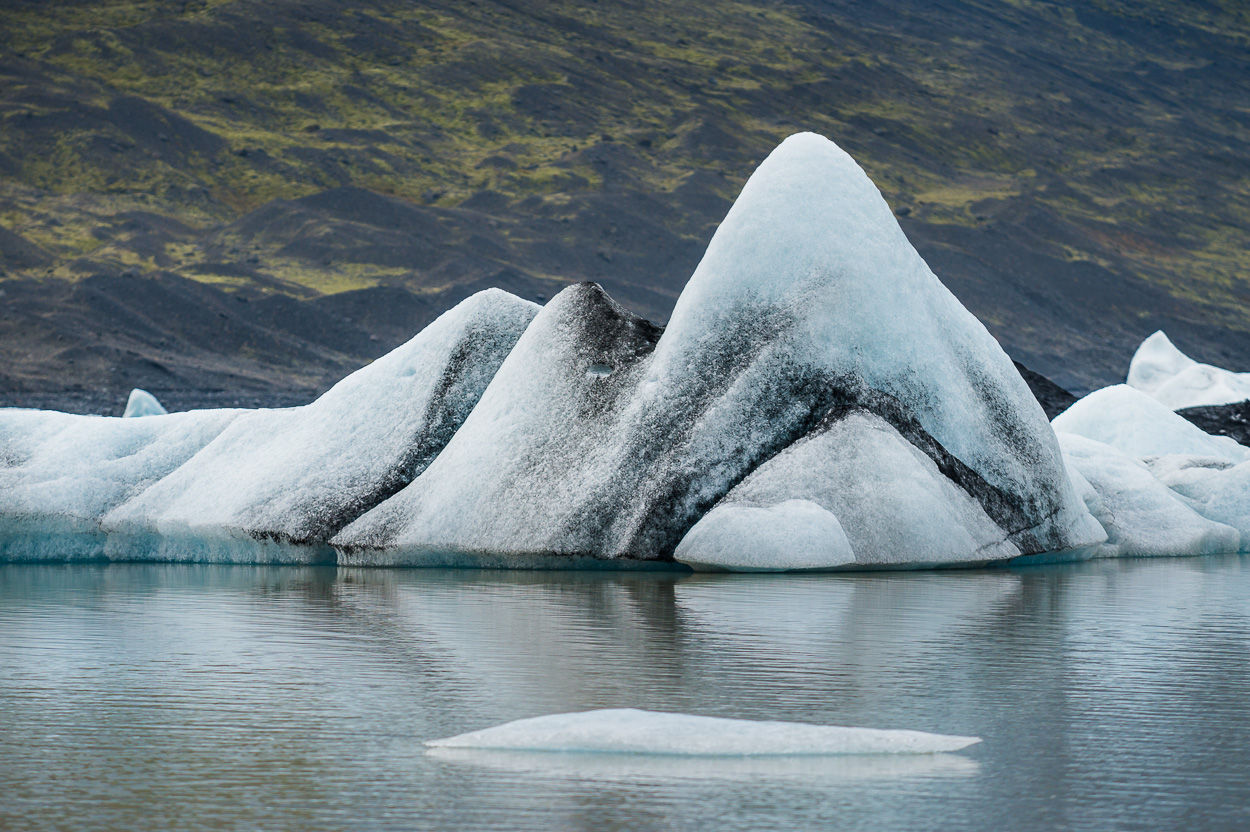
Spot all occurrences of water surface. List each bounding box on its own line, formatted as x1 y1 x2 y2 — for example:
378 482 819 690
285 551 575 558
2 557 1248 831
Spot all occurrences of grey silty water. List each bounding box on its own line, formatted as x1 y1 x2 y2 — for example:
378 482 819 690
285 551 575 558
1 557 1248 831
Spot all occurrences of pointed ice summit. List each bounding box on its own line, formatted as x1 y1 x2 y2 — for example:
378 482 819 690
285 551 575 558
335 133 1103 569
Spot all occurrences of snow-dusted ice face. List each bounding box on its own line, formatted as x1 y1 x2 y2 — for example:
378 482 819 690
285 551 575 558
0 407 245 560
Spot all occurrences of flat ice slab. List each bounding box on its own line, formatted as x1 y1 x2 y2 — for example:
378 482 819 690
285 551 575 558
426 747 979 782
426 708 981 755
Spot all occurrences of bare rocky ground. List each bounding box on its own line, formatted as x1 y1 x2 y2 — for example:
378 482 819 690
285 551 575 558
1 0 1248 403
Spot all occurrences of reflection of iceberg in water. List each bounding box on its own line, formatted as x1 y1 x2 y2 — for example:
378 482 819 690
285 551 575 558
673 572 1023 662
347 570 686 714
338 568 1021 730
425 747 979 784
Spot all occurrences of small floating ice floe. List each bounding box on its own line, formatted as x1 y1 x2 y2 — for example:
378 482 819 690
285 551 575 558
425 708 981 756
426 747 979 783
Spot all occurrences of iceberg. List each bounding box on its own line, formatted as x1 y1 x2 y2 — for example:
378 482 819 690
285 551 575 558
122 388 168 418
336 133 1099 568
674 499 855 572
1127 331 1250 410
426 709 982 755
6 131 1246 571
100 290 537 561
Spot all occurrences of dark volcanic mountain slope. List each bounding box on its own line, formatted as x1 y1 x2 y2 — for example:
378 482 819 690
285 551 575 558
1 0 1248 397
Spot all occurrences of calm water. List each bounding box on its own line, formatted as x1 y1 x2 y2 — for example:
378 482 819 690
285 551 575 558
2 558 1249 832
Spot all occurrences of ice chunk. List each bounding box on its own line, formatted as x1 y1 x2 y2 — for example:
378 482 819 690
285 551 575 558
1050 433 1239 559
122 389 167 418
337 133 1095 566
0 407 243 560
1052 384 1250 464
426 709 982 755
1127 331 1250 410
674 499 854 572
676 411 1041 570
103 290 537 558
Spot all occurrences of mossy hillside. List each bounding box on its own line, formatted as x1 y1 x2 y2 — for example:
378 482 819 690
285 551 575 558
0 0 1248 392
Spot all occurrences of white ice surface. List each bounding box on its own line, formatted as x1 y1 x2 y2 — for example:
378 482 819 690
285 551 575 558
122 389 167 418
1054 433 1240 559
1127 331 1250 409
0 407 244 559
427 747 978 782
338 132 1096 564
426 709 982 755
104 290 537 553
676 411 1035 570
1052 384 1250 464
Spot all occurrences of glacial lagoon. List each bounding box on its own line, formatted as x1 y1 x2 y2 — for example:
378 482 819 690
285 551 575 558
3 557 1249 831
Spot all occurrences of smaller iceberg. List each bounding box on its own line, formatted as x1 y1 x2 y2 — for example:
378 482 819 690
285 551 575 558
1052 385 1250 463
1042 383 1250 560
1126 331 1250 410
1054 433 1240 559
426 708 982 755
0 407 245 560
122 389 167 418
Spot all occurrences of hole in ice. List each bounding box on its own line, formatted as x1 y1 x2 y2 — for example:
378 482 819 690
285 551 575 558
587 362 614 378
